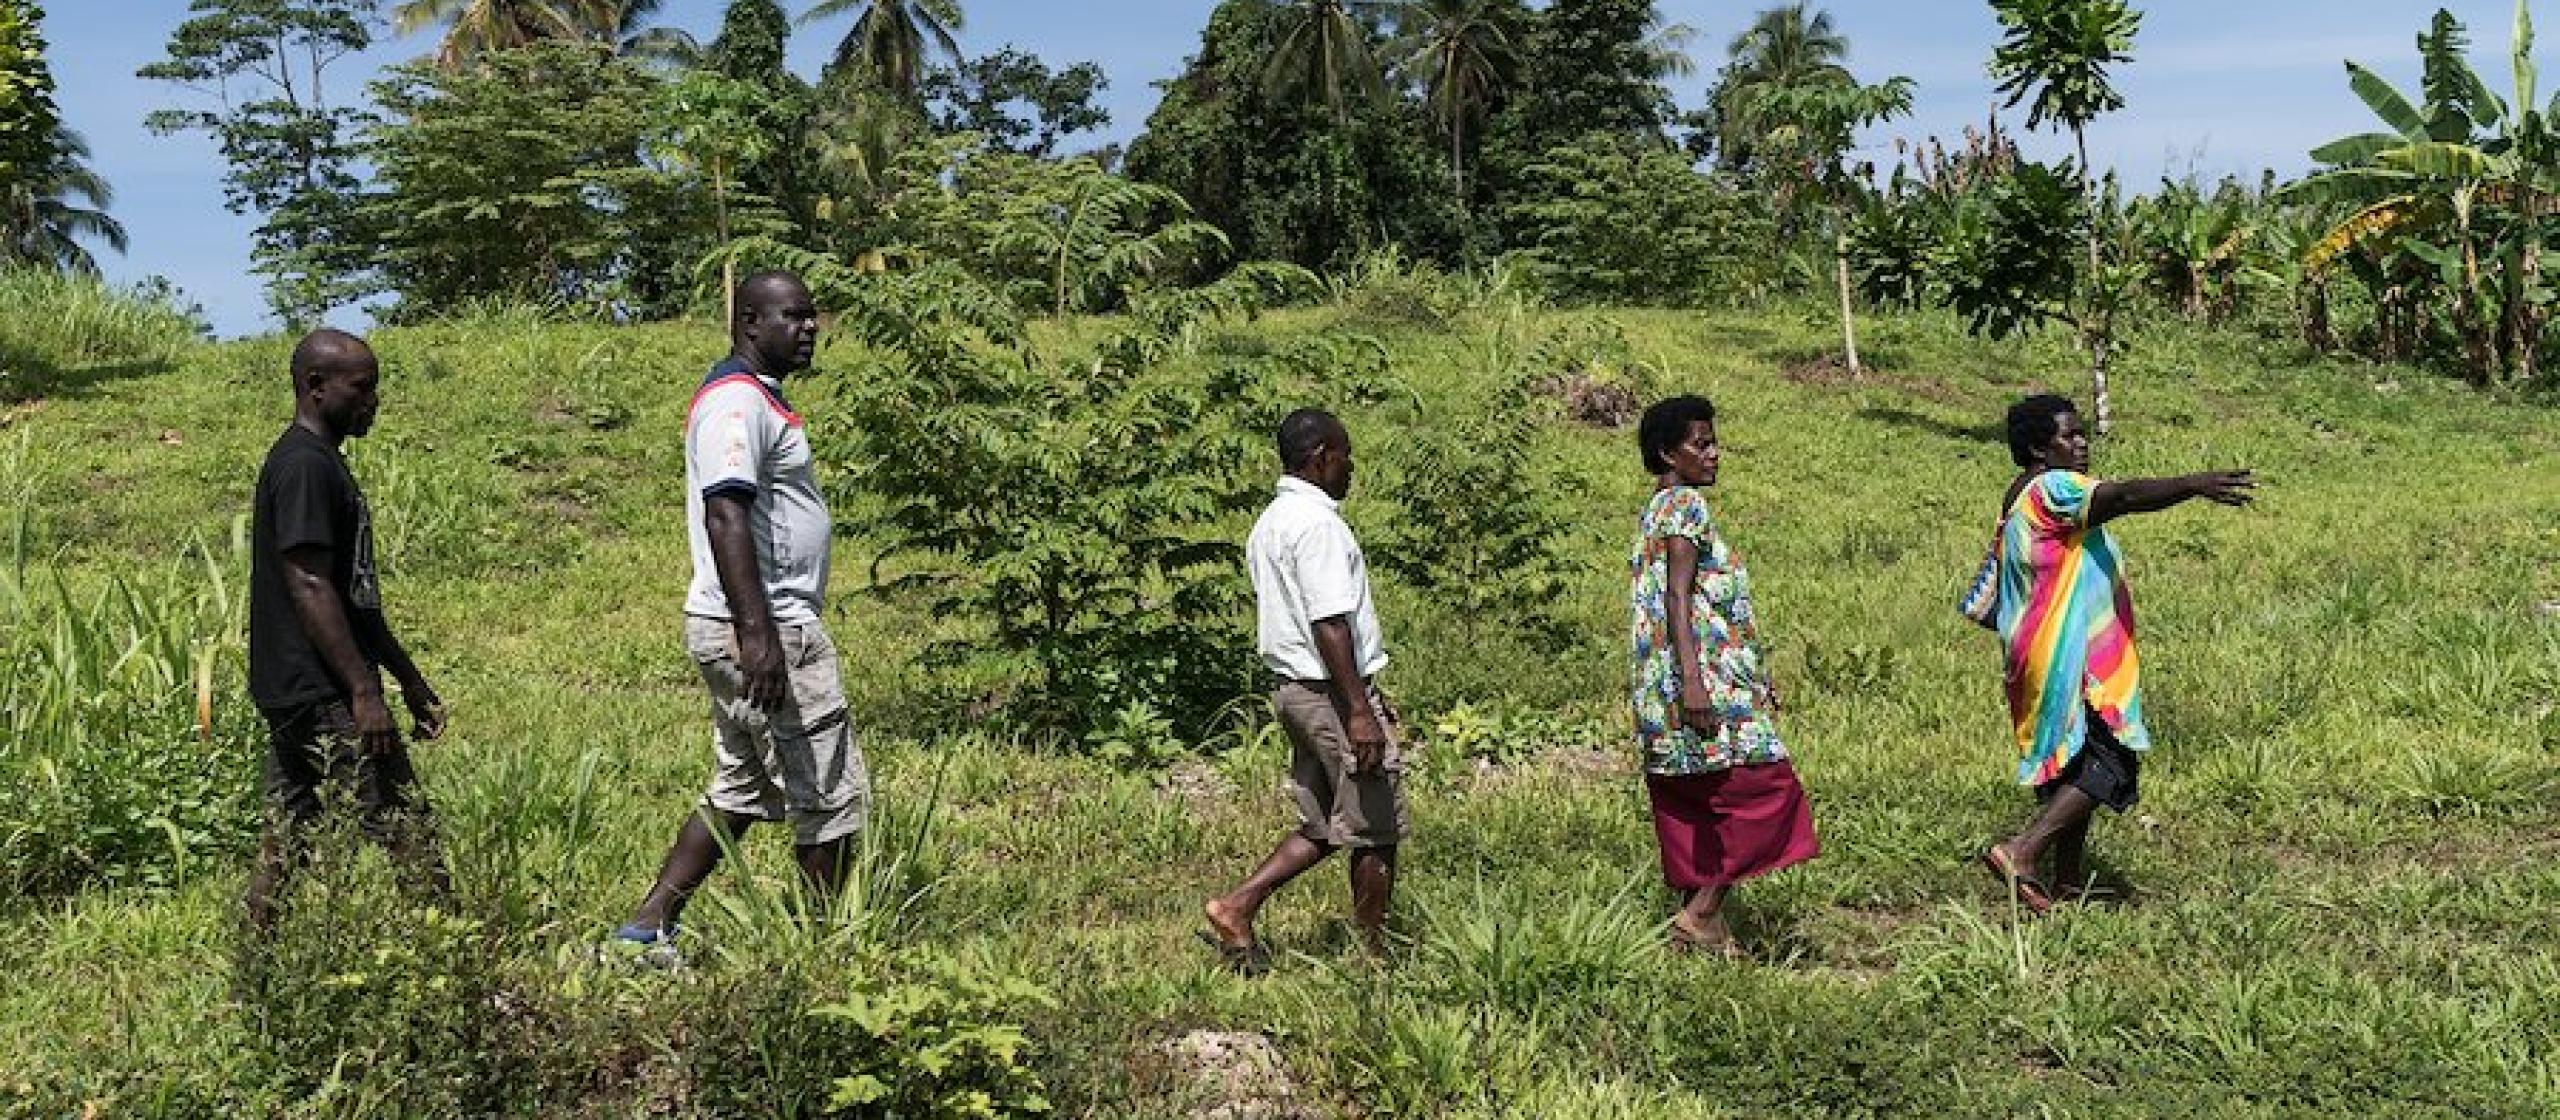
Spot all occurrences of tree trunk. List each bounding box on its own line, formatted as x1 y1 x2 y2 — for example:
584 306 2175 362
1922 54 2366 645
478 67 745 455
1451 113 1467 213
2456 196 2495 385
2519 233 2539 386
716 157 735 326
2302 279 2334 352
2380 284 2407 362
1835 231 1861 375
2075 127 2111 436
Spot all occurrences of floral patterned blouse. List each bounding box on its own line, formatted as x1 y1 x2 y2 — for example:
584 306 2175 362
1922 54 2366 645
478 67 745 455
1628 485 1787 776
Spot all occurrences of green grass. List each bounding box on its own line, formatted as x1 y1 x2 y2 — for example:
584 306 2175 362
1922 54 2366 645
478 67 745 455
0 280 2555 1116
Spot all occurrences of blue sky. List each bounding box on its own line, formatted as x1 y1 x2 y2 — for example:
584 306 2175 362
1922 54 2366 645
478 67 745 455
54 0 2534 336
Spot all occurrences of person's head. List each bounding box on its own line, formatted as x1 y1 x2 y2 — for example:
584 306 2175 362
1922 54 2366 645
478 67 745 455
1277 407 1352 500
1638 395 1719 487
290 329 380 441
731 270 819 375
2006 394 2088 472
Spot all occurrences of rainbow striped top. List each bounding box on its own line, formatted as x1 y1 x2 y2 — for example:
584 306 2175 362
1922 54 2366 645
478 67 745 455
1994 470 2150 785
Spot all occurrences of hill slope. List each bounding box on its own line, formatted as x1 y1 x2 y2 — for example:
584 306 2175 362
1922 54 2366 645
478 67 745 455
3 282 2557 1116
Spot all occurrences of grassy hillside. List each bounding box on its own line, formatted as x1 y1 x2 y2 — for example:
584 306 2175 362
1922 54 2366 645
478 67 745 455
2 271 2557 1116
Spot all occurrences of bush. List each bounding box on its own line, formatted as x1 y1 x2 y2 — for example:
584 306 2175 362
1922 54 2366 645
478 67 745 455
0 540 258 898
832 263 1308 743
683 947 1054 1119
244 828 510 1117
1503 134 1780 307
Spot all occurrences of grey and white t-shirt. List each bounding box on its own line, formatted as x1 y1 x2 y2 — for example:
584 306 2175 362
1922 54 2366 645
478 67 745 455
683 359 831 624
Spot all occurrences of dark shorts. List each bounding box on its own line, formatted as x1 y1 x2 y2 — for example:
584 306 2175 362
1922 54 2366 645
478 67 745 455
2037 710 2141 812
261 699 434 841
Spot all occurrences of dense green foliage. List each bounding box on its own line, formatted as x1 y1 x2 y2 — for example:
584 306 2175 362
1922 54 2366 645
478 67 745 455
1504 132 1778 305
364 44 705 319
1128 0 1466 270
0 0 55 184
139 0 377 322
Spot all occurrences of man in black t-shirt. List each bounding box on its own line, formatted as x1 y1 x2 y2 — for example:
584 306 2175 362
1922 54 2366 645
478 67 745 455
244 328 449 932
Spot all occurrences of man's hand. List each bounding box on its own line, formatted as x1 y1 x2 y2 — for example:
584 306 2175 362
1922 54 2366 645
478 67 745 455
736 625 788 711
405 685 446 742
2187 469 2257 507
351 690 401 758
1344 704 1389 775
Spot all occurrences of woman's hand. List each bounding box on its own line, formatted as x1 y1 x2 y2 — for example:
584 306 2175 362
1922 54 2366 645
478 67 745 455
1680 678 1721 737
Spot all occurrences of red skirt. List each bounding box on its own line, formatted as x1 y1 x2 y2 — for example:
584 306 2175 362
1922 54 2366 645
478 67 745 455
1645 762 1820 890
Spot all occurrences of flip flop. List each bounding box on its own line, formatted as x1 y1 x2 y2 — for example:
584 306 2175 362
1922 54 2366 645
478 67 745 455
1981 847 2054 916
2056 882 2125 905
1196 930 1272 977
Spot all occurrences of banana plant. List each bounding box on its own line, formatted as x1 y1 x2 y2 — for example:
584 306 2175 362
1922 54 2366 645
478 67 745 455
2286 3 2560 387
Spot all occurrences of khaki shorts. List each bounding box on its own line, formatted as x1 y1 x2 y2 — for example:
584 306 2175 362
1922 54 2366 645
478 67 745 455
684 616 869 846
1275 679 1408 848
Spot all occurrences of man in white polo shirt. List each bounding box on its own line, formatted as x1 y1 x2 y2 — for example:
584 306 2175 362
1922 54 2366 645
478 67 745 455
612 271 869 960
1203 408 1405 973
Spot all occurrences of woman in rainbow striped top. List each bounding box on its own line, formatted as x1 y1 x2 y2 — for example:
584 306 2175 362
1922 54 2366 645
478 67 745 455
1978 395 2254 914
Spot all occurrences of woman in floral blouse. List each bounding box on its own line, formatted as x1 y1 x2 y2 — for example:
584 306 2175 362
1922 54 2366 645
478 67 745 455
1628 396 1819 955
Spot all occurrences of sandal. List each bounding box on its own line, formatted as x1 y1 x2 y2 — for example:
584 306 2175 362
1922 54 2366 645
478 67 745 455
1196 930 1272 977
1981 847 2054 916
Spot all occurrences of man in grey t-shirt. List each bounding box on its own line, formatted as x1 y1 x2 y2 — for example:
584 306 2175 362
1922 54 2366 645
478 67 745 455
613 272 869 958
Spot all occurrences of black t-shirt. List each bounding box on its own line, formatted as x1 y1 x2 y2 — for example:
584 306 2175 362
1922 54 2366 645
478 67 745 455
248 424 384 709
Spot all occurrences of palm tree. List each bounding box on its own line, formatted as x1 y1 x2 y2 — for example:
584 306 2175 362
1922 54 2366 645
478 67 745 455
392 0 597 69
1385 0 1522 206
397 0 696 69
0 131 127 275
1264 0 1392 118
595 0 703 68
1712 4 1852 171
800 0 962 98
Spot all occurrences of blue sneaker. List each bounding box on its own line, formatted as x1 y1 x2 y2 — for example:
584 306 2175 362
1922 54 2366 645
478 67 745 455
608 922 684 970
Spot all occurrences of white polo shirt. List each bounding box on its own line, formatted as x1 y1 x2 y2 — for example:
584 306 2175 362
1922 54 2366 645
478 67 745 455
1247 475 1388 682
683 360 831 625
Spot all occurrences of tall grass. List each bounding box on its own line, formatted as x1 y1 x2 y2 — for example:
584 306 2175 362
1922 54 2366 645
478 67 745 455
0 269 207 398
0 478 257 895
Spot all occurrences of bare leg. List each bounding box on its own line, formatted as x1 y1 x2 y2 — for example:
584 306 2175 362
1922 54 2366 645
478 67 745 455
2049 815 2092 897
243 819 309 936
793 834 855 913
1205 834 1332 949
1671 884 1738 952
1347 845 1397 955
1995 786 2098 878
628 807 757 933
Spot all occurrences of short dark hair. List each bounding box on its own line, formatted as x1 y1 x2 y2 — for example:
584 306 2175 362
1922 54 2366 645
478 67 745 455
733 270 808 323
2005 394 2078 467
289 328 369 395
1637 395 1716 474
1277 407 1342 471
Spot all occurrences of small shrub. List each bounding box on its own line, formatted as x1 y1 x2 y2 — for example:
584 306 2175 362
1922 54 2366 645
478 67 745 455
1327 248 1470 331
1524 318 1661 428
684 947 1054 1119
837 263 1301 741
245 827 509 1117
